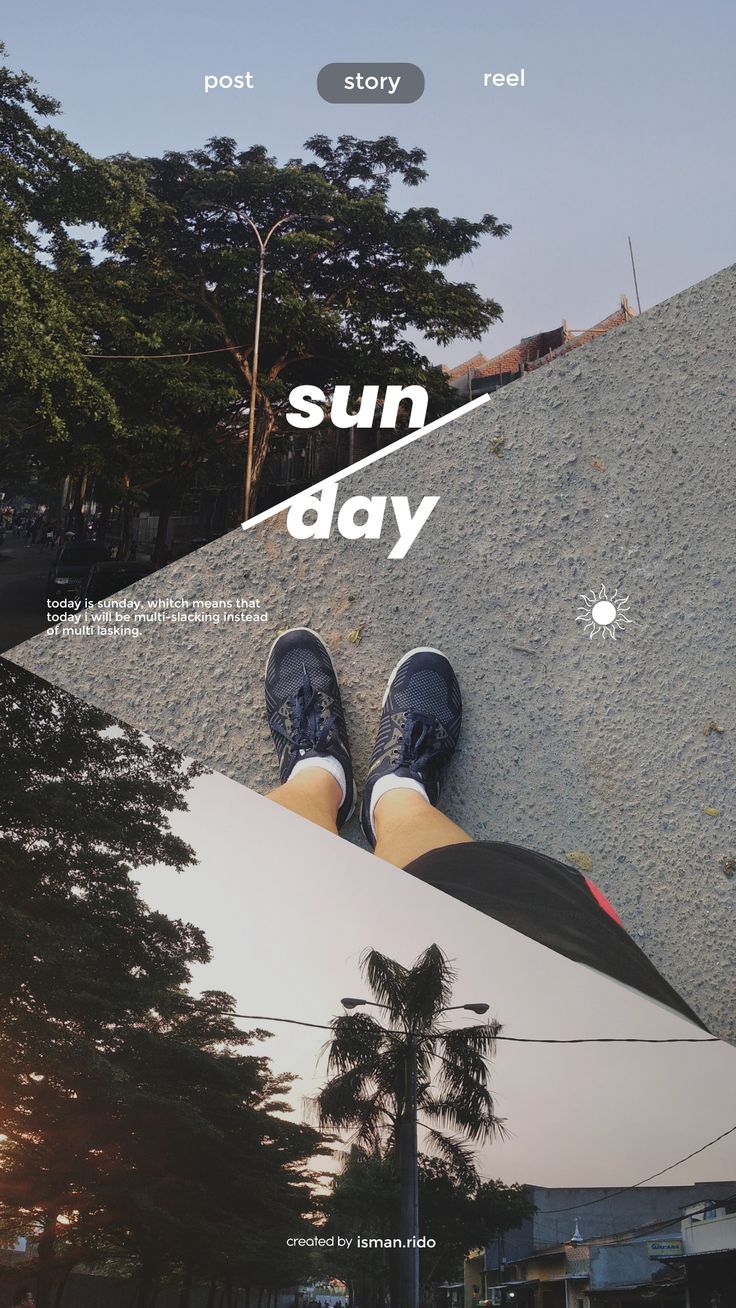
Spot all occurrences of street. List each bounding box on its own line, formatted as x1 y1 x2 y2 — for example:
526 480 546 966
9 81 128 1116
0 535 52 653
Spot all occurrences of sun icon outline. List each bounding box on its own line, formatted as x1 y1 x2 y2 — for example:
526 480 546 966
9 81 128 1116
576 584 633 641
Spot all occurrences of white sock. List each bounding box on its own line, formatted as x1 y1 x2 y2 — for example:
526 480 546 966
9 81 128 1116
290 755 347 805
369 774 429 834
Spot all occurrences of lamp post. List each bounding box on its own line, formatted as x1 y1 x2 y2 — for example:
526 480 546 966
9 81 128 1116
242 213 295 522
341 997 490 1308
242 211 334 521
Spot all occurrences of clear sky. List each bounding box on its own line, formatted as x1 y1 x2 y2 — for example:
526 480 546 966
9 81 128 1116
4 0 735 362
136 768 736 1191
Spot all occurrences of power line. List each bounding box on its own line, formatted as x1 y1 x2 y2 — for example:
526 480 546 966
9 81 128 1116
485 1193 736 1253
233 1012 331 1031
537 1124 736 1213
580 1192 736 1247
233 1011 736 1231
83 344 245 360
231 1013 718 1045
496 1034 718 1045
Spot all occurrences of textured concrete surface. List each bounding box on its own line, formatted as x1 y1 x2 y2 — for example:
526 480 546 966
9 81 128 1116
9 265 736 1040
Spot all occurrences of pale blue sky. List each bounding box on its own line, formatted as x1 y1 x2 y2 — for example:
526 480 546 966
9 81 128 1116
4 0 735 361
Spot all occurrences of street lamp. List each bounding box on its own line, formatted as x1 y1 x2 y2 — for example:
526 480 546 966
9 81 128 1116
242 212 334 521
242 213 294 522
341 998 490 1016
339 995 491 1308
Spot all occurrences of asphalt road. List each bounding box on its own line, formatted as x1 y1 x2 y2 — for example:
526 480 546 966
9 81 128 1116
0 536 51 652
9 265 735 1042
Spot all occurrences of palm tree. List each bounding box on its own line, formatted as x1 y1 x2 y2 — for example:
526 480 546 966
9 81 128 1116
315 944 505 1308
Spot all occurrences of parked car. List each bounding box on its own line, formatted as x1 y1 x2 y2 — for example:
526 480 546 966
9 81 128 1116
46 541 111 602
82 560 156 604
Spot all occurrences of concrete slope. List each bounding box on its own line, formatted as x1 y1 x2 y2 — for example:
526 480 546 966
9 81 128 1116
8 264 736 1040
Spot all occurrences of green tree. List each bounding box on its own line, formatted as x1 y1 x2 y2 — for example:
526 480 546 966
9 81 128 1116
322 1148 532 1308
0 45 241 546
417 1157 532 1292
0 44 140 479
2 45 510 526
49 245 245 556
316 945 504 1171
321 1147 395 1308
0 662 201 1303
316 946 506 1307
101 134 510 503
84 992 323 1308
0 664 323 1308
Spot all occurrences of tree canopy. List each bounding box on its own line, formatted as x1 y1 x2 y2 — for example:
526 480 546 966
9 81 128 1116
98 132 508 496
0 43 140 476
0 663 324 1308
316 944 505 1176
322 1147 533 1307
1 44 510 529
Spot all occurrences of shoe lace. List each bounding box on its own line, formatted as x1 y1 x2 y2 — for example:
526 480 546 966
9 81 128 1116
391 712 439 780
274 672 336 755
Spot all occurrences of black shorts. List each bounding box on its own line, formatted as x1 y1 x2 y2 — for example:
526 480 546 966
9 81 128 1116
405 840 705 1029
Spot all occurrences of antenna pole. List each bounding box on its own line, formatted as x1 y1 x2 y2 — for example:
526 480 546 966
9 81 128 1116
628 236 643 314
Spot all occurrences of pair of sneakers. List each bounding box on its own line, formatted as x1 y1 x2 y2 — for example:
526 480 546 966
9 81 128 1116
264 628 462 846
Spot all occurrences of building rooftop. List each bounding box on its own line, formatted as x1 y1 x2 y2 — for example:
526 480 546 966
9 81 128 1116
446 298 635 393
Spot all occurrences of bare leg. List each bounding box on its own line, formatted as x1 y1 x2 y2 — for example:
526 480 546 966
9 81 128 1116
373 789 473 869
266 767 341 835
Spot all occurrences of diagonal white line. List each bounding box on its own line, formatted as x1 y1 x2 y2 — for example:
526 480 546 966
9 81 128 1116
240 391 491 532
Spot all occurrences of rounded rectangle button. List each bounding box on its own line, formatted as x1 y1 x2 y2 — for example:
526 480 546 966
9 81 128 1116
317 63 425 104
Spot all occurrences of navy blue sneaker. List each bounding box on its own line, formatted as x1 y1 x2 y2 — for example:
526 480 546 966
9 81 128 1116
360 647 462 846
265 628 356 828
